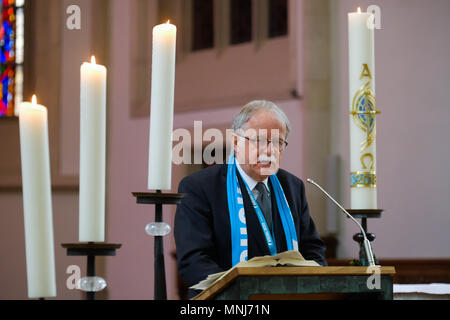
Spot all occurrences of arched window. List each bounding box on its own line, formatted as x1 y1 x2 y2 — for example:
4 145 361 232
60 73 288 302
0 0 25 117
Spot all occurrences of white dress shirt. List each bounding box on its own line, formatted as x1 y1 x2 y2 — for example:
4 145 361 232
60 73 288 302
235 160 270 198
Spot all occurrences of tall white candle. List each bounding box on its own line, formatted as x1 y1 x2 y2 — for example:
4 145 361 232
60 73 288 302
19 95 57 298
79 56 107 242
148 21 177 190
348 8 377 209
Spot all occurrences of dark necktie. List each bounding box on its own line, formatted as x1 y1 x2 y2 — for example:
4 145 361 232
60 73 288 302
254 182 273 232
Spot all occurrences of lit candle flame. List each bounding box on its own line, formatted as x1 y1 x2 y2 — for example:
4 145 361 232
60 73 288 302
357 7 361 13
32 95 37 105
91 56 96 65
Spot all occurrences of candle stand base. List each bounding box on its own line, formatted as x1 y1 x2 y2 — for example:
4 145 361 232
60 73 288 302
61 242 122 300
132 191 184 300
346 209 383 266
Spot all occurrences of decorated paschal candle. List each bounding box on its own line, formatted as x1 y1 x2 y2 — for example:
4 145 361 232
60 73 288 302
348 8 379 209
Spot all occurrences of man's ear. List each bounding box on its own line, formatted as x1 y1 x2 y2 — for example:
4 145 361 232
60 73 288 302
231 133 239 154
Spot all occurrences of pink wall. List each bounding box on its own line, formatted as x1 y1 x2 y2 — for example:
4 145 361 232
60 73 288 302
330 0 450 258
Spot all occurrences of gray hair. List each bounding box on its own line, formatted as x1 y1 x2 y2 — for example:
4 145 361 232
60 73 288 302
232 100 291 139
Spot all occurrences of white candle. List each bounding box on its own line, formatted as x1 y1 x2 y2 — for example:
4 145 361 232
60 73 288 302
348 8 377 209
148 21 177 190
19 95 57 298
79 56 107 242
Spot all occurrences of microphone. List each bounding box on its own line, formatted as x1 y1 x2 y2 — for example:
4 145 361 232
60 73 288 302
306 179 376 267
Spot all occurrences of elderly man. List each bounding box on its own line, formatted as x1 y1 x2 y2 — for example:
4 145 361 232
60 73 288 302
174 101 327 298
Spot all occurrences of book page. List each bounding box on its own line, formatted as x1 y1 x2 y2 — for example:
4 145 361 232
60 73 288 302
190 250 320 291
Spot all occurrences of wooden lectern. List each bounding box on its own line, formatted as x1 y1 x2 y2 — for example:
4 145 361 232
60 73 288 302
193 266 395 300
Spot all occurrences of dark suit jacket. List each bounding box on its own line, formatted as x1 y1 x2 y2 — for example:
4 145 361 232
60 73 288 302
174 164 327 297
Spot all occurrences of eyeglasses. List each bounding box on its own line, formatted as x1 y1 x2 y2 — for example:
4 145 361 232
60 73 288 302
236 133 289 151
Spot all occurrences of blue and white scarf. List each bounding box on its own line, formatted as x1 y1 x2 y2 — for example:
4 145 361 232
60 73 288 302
227 154 299 266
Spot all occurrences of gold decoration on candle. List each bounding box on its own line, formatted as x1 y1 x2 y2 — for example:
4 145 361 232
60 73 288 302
350 171 377 188
351 81 378 152
359 63 373 80
360 153 374 170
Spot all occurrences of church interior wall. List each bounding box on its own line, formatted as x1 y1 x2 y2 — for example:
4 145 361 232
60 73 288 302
0 0 449 299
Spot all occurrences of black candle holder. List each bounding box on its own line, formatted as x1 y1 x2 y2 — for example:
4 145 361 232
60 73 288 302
132 191 184 300
61 242 122 300
346 209 383 266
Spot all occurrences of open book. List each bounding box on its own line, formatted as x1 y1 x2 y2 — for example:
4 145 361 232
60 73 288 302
190 250 320 291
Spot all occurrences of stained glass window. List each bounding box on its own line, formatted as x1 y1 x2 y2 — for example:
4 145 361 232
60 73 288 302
0 0 24 117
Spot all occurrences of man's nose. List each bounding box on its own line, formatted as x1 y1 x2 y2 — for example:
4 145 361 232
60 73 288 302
266 140 273 156
258 139 273 156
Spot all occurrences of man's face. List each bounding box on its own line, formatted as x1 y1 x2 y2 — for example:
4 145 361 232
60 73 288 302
233 111 287 182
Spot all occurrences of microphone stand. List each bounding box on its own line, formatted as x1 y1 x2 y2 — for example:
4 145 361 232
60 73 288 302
307 179 377 267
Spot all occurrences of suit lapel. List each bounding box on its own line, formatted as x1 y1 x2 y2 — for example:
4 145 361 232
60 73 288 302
268 179 288 253
220 164 232 260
